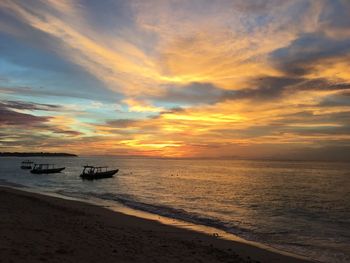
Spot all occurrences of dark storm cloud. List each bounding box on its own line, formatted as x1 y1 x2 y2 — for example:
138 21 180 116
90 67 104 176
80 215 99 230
289 79 350 92
1 100 61 111
150 77 350 105
0 101 83 137
270 33 350 76
267 1 350 79
0 106 50 126
235 77 301 100
233 77 350 101
0 133 72 148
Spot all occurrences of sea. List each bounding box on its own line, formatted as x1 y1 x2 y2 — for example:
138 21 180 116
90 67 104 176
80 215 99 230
0 157 349 263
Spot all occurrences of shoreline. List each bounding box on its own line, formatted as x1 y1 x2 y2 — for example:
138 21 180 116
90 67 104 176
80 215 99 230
50 189 314 261
0 186 314 263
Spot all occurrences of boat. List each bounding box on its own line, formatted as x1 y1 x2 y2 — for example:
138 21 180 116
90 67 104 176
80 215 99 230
30 164 65 174
21 160 34 169
80 165 118 180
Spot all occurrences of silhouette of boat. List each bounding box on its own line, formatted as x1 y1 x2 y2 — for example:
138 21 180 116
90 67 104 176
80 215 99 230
31 164 65 174
80 165 118 180
21 160 34 169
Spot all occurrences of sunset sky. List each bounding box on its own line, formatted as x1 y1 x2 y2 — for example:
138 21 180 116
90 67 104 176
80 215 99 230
0 0 349 160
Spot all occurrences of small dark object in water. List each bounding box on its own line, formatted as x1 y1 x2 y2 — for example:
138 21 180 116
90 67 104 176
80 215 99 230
80 165 118 180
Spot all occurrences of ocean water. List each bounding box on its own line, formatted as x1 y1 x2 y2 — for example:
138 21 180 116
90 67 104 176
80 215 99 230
0 157 349 263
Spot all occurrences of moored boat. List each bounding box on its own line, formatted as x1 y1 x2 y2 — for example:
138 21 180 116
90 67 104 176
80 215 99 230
30 164 65 174
21 160 34 169
80 165 118 180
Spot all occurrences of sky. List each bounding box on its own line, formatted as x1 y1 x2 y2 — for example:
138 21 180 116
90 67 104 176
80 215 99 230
0 0 349 160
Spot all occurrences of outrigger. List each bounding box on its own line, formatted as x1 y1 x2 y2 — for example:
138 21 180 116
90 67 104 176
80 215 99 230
80 165 118 180
21 160 34 169
30 164 65 174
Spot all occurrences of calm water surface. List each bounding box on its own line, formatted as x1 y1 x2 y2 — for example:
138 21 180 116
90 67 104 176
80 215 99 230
0 157 349 263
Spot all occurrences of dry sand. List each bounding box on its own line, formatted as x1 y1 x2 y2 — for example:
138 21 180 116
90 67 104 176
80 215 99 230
0 186 314 263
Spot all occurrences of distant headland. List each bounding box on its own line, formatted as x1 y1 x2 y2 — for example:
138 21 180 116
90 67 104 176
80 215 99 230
0 152 78 157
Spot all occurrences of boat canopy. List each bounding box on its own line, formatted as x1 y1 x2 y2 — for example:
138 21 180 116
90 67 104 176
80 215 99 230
82 165 109 173
21 160 34 164
33 164 56 169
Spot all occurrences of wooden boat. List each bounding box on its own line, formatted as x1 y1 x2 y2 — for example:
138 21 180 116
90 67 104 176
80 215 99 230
30 164 65 174
80 165 118 180
21 160 34 169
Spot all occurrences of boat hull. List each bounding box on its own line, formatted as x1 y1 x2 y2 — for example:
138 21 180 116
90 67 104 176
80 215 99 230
80 169 118 180
30 167 65 174
21 165 32 169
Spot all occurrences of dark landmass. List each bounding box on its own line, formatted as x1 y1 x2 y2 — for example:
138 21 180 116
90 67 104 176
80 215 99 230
0 152 77 157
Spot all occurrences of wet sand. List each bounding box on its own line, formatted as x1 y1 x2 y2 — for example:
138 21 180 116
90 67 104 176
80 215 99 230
0 186 314 263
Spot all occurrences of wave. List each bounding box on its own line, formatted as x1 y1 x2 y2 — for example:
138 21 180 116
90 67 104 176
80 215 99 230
55 190 350 263
56 190 255 239
0 179 28 188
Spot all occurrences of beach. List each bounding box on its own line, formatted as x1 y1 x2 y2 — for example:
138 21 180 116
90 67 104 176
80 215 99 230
0 186 313 263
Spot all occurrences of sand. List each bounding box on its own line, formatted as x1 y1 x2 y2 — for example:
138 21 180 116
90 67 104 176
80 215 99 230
0 186 314 263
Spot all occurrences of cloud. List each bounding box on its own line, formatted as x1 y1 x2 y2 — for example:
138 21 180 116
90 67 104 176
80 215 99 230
319 91 350 107
0 106 50 126
0 100 83 140
232 0 284 13
0 0 160 97
0 85 119 103
154 82 235 105
0 100 60 126
271 32 350 76
319 0 350 37
123 98 164 113
1 100 61 111
105 119 141 128
232 77 350 101
233 77 301 100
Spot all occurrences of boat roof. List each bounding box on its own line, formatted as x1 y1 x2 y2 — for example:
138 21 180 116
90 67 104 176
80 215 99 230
83 165 108 168
35 163 55 165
